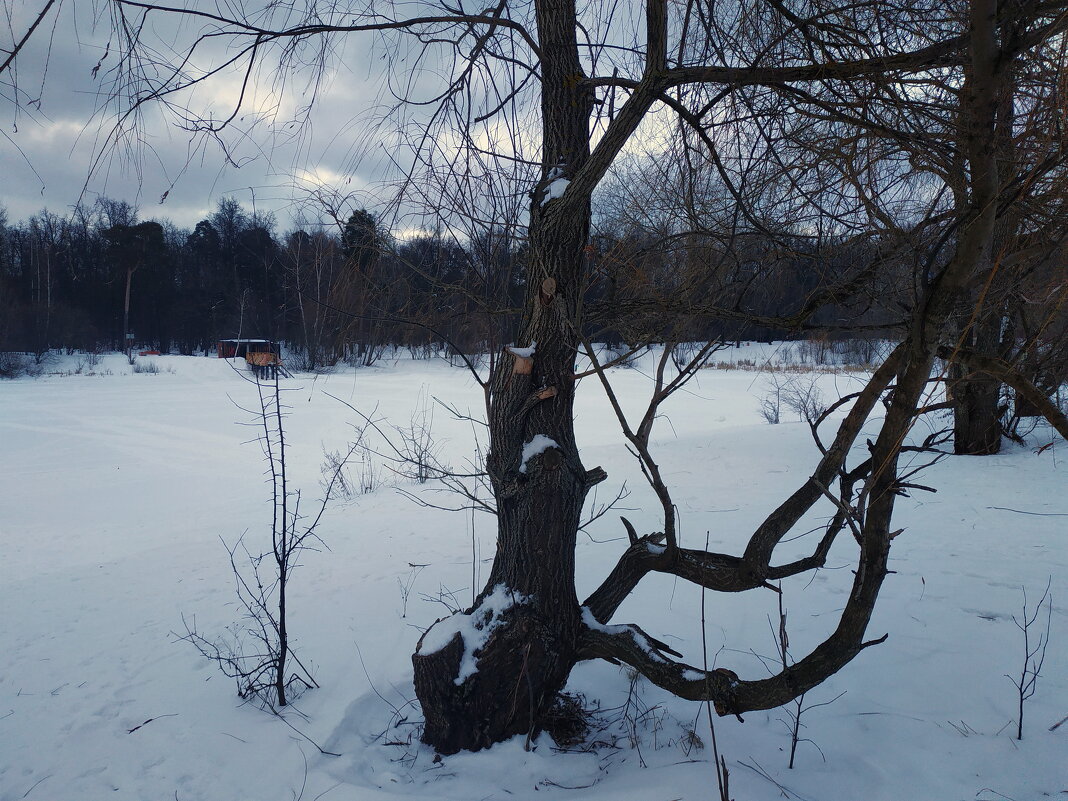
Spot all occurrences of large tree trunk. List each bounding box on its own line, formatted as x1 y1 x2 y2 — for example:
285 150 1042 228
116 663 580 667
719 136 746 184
950 46 1018 456
412 0 596 754
411 215 593 755
411 266 591 751
951 313 1003 455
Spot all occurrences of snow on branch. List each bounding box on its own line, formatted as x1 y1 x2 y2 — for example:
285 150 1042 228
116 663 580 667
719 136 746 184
577 611 742 713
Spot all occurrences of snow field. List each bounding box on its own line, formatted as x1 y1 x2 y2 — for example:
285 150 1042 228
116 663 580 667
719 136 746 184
0 345 1064 800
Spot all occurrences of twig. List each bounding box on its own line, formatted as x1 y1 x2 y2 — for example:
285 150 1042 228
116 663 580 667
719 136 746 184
986 506 1068 517
127 713 179 733
272 709 341 757
1005 578 1053 740
738 757 814 800
21 775 51 799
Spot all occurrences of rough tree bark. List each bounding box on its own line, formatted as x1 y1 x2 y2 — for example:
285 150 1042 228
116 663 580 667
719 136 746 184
412 0 596 752
951 323 1004 455
950 16 1033 457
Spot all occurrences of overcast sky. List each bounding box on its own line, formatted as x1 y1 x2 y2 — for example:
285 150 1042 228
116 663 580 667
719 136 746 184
1 0 405 232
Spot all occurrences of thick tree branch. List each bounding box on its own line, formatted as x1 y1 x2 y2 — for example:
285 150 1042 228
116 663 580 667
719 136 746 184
740 343 904 570
582 35 970 92
582 343 908 624
578 598 888 714
582 519 838 624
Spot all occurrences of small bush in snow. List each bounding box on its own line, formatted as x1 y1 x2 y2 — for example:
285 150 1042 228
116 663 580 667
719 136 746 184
395 386 444 484
782 375 827 423
758 373 827 424
759 373 789 424
1007 579 1052 740
320 447 356 500
0 352 30 379
182 374 360 709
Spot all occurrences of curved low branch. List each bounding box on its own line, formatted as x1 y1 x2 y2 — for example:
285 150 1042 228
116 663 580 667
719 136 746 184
582 524 837 624
583 334 960 714
583 345 904 624
740 343 904 571
578 583 888 715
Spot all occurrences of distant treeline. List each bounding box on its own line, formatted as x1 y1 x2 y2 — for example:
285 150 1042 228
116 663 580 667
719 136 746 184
0 196 898 369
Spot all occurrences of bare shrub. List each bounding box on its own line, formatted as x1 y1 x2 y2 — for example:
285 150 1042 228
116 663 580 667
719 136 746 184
344 341 388 368
395 386 443 484
1007 579 1053 740
792 339 833 366
74 349 104 374
182 373 357 708
833 338 885 367
781 376 827 423
758 373 789 424
320 447 356 500
397 563 427 618
0 352 30 379
353 450 385 494
759 374 827 424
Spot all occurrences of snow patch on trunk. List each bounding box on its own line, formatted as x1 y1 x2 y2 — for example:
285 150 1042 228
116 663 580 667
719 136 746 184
518 434 559 473
544 177 569 203
507 342 536 358
419 584 531 685
541 166 569 205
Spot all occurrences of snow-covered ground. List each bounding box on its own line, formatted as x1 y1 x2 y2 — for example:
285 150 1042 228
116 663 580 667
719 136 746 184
0 346 1064 801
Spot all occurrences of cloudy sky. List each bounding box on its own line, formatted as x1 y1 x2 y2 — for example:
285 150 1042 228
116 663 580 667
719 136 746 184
1 0 408 231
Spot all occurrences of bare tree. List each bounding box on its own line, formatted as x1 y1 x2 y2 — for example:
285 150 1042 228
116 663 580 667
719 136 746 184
282 228 345 370
183 371 359 707
104 0 1068 754
1006 579 1052 741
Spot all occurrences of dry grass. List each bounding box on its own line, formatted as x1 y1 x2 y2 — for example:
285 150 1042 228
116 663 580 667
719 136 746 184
707 360 876 374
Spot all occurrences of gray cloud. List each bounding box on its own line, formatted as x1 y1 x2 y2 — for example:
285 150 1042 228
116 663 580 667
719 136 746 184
2 1 405 230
